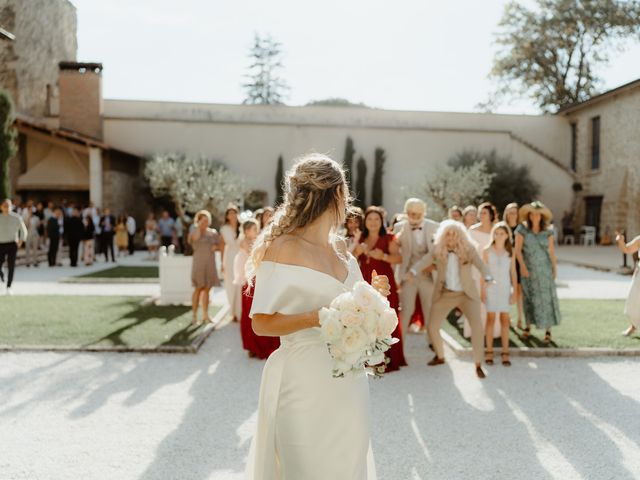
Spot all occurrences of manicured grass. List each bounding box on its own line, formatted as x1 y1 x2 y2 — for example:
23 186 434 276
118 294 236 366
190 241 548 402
441 299 640 349
76 266 159 279
0 296 219 349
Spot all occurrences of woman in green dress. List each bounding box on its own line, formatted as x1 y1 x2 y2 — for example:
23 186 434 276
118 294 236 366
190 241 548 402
514 201 561 343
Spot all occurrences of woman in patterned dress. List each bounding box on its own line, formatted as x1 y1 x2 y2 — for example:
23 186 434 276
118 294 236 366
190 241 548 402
514 201 561 343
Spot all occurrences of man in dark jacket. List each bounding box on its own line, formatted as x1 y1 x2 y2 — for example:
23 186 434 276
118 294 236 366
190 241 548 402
46 208 64 267
99 208 116 263
66 207 84 267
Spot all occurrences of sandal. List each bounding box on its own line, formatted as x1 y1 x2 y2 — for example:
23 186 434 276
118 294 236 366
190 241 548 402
485 349 494 365
544 330 552 344
501 352 511 366
521 326 531 339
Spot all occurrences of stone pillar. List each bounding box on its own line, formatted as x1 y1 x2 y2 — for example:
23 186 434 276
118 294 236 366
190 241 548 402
89 147 102 207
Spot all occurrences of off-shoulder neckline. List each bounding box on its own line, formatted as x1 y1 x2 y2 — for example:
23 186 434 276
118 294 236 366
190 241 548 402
261 256 354 285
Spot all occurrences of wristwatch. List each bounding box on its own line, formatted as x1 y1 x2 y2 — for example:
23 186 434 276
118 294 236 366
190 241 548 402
484 275 494 282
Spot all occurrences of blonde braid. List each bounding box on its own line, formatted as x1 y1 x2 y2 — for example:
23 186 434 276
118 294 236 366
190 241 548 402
245 153 351 284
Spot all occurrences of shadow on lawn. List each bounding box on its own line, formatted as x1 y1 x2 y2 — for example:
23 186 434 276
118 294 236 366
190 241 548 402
445 313 559 348
86 302 192 347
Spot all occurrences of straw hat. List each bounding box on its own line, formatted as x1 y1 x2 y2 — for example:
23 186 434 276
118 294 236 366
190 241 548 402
519 201 553 223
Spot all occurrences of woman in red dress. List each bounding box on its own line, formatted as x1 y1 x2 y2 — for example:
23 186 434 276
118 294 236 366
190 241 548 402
234 219 280 359
354 206 407 371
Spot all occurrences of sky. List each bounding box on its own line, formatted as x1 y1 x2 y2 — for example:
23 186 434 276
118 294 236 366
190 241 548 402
71 0 640 114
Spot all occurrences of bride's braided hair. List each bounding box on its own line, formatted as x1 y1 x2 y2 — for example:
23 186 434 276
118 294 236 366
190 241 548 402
246 153 352 283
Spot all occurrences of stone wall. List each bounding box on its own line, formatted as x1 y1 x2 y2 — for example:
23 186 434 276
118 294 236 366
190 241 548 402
567 87 640 238
0 0 77 117
102 101 576 221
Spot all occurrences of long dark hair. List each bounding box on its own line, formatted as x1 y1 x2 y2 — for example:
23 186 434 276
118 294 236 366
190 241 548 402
224 206 240 238
526 213 548 232
362 206 387 239
485 221 514 257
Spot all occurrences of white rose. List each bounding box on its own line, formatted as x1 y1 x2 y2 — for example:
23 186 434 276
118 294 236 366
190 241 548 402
340 309 365 328
376 308 398 339
362 310 378 334
330 292 350 310
353 282 376 310
340 327 369 354
319 308 343 342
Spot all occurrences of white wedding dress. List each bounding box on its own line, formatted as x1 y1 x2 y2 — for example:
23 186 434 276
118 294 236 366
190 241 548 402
246 255 377 480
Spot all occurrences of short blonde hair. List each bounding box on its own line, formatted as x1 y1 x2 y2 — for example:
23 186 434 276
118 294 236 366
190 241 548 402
404 197 426 214
195 210 211 225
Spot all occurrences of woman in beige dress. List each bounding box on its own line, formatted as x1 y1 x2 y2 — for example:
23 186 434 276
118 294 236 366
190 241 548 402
189 210 221 325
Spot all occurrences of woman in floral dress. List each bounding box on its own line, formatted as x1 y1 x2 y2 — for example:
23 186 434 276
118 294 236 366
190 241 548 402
514 201 561 343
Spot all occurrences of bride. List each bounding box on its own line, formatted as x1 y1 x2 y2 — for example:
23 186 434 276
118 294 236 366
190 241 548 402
244 154 389 479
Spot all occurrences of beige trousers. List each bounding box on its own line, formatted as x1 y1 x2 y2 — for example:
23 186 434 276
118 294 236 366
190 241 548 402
427 290 483 365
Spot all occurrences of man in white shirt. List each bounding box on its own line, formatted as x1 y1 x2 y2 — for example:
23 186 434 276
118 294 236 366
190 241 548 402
394 198 440 336
0 199 28 294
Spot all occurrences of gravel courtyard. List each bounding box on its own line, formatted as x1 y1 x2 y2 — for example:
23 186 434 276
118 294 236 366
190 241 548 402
1 322 639 480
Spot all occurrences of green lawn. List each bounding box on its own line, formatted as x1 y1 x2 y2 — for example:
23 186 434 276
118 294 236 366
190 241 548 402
76 266 159 279
442 299 640 349
0 296 219 349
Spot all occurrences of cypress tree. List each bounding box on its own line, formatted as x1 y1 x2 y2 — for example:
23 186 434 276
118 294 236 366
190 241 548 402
343 136 355 196
371 147 386 206
275 154 284 205
354 156 367 209
0 89 16 200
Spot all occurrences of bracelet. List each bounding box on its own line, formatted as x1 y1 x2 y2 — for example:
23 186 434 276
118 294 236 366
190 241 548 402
383 253 388 262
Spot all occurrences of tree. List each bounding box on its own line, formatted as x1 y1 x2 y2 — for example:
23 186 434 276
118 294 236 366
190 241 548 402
242 33 290 105
424 161 495 218
485 0 640 112
371 148 386 206
0 89 16 200
448 150 541 213
342 137 355 196
354 156 367 209
144 153 246 221
275 154 284 205
306 98 369 108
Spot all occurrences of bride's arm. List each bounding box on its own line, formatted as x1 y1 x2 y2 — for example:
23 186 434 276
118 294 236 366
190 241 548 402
253 311 319 337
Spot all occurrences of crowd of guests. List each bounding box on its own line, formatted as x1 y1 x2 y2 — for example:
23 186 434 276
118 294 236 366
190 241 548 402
188 196 570 379
0 198 139 294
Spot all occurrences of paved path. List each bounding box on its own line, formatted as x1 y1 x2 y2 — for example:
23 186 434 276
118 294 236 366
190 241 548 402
556 245 633 272
1 325 639 480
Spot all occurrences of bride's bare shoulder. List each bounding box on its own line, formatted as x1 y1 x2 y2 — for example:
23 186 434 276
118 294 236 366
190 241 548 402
263 234 305 264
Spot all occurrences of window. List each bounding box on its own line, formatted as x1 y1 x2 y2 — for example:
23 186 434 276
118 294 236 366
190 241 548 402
570 123 577 171
591 116 600 170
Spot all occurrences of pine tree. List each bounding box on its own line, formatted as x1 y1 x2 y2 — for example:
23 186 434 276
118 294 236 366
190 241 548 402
371 147 386 206
0 89 16 200
275 154 284 205
342 137 355 196
354 156 367 209
242 33 290 105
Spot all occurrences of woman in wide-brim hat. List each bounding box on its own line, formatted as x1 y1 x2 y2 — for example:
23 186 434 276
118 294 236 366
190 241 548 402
514 201 561 343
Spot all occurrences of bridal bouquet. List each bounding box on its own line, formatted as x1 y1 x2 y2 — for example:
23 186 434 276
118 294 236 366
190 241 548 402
319 281 399 378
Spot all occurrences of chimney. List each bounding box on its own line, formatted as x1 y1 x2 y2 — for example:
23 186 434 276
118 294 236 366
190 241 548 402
58 61 103 140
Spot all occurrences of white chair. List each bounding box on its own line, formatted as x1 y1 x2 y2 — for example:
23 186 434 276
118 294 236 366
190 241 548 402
563 234 575 245
580 226 596 246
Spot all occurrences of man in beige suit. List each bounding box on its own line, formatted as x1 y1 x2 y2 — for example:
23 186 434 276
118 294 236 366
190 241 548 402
411 219 493 378
393 198 439 336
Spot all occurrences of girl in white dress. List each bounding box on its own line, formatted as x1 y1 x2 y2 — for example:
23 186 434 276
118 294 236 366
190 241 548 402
481 222 517 366
468 202 501 339
220 205 242 321
245 154 389 480
616 231 640 336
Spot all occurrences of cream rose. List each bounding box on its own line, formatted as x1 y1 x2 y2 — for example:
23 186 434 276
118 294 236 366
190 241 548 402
319 308 343 342
376 308 398 339
340 326 369 353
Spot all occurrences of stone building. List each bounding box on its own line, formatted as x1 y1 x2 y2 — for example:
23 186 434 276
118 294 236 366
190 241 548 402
560 79 640 240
